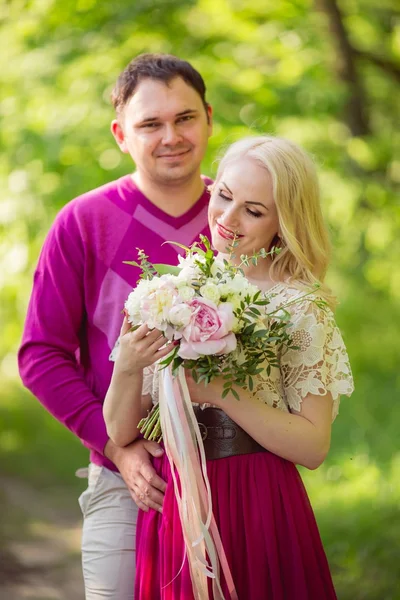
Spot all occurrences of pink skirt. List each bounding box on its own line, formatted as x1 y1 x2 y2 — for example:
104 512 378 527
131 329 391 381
135 450 337 599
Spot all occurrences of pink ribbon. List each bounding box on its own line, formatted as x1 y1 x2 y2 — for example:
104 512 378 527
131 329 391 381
159 365 238 600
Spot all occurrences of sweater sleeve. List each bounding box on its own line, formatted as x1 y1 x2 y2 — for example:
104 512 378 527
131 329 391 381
18 210 109 455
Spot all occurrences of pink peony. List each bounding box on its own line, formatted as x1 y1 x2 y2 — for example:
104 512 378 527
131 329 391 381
178 297 237 359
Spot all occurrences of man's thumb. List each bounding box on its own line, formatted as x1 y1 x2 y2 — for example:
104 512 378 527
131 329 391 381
144 440 164 457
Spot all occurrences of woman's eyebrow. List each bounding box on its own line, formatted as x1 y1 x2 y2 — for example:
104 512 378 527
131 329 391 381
245 201 267 209
221 182 267 209
221 181 233 194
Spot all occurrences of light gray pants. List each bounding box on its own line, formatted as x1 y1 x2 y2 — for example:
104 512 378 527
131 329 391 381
78 464 139 600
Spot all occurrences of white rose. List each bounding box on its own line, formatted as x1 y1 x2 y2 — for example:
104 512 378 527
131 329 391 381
168 303 193 328
230 274 252 294
178 286 196 301
218 275 245 299
200 282 221 304
218 283 231 299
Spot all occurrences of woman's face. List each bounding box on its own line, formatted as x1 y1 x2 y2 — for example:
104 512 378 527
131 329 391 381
208 157 280 257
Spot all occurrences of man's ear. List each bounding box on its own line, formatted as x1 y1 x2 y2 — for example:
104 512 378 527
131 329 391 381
206 104 213 134
111 119 129 153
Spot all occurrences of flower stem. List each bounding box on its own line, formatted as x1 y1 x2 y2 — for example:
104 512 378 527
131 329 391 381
138 404 163 442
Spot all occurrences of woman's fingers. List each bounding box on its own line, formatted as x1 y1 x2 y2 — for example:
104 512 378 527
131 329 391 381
120 315 131 336
132 323 151 339
146 327 165 343
150 335 170 351
132 324 164 342
154 342 176 360
120 322 174 366
136 327 168 353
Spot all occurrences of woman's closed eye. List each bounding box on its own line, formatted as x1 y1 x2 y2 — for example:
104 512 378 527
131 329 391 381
218 191 262 218
246 208 262 218
218 190 231 202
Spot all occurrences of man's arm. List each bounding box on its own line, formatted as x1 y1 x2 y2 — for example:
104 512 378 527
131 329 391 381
18 213 109 454
19 210 167 509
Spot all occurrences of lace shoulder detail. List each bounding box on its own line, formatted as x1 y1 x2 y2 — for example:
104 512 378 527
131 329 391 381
278 290 354 420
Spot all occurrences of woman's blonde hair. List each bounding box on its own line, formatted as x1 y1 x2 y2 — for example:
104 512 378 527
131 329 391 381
216 136 336 308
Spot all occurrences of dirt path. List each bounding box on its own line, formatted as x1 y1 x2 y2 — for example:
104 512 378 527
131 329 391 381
0 475 84 600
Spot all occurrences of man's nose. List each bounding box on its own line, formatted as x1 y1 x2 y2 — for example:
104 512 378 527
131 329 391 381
161 124 183 145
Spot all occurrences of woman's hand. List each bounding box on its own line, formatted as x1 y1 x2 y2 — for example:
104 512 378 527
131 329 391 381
114 317 175 377
185 371 229 407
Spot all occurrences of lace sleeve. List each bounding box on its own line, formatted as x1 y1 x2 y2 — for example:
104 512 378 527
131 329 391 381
142 365 158 402
280 299 354 420
109 337 159 402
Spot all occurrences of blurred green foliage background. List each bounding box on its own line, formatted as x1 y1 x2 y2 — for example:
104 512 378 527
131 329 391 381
1 0 399 598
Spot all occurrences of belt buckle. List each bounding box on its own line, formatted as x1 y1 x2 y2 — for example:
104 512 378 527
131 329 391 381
198 422 208 441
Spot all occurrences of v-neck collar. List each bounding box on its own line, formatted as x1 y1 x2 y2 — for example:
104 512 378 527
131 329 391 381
122 174 212 227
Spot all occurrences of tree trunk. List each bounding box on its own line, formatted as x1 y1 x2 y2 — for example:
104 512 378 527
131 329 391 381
316 0 370 136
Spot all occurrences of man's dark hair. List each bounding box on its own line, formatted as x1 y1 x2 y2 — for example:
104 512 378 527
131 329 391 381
112 53 209 115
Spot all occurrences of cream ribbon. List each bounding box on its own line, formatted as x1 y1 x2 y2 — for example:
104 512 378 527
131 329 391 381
159 365 238 600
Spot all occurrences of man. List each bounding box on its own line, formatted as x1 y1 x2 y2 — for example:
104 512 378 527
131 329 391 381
18 53 213 599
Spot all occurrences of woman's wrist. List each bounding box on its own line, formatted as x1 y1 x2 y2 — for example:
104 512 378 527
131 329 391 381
112 363 144 380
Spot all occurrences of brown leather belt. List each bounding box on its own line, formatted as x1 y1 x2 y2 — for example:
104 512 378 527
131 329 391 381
193 406 267 461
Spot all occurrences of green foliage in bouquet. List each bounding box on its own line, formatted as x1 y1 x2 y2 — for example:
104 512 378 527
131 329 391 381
161 235 322 399
130 235 325 440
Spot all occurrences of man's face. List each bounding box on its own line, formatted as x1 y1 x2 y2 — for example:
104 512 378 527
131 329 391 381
111 77 212 185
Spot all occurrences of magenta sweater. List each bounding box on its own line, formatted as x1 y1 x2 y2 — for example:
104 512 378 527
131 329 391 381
18 175 211 470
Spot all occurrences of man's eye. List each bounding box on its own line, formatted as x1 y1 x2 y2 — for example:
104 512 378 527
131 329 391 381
177 115 194 123
141 123 159 128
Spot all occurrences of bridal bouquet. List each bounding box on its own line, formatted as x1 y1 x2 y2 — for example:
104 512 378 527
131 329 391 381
123 235 318 442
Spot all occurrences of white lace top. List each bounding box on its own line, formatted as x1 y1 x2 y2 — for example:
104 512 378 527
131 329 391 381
139 283 354 421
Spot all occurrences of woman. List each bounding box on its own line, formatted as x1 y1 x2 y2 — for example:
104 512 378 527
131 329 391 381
104 136 354 599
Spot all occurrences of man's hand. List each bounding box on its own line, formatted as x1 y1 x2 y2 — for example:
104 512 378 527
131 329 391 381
104 438 167 512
